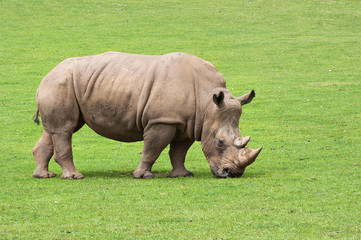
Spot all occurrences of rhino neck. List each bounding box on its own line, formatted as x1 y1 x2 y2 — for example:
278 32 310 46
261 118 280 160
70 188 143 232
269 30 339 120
193 85 220 142
198 94 216 151
194 97 203 141
199 116 220 162
191 58 226 141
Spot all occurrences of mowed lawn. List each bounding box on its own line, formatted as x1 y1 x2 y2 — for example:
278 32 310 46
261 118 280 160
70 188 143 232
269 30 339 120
1 0 360 239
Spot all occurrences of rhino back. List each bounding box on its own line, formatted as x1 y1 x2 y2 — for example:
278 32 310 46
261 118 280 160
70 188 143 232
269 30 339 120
42 52 226 142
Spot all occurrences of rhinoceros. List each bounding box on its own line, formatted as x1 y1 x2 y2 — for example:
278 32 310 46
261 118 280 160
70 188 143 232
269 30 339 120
32 52 262 179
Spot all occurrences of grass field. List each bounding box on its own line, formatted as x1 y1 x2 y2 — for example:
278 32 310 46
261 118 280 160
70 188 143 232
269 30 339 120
1 0 360 239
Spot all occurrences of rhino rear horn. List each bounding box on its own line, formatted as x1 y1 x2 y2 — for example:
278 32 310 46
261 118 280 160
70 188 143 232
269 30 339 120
234 136 251 148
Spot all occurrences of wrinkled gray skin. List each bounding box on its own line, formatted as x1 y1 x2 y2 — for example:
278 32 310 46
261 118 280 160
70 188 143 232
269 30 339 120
32 52 262 179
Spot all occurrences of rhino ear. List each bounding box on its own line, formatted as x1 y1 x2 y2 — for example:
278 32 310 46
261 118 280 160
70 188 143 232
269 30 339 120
213 91 224 107
237 90 255 105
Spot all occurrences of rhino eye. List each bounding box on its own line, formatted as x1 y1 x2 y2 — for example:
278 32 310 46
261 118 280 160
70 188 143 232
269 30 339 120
217 139 224 148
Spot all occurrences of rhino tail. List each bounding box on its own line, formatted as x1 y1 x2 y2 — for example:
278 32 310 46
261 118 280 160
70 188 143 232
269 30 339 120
33 109 40 125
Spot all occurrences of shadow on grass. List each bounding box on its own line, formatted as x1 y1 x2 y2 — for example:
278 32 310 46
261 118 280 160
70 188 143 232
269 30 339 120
81 169 213 179
81 169 265 179
82 170 134 178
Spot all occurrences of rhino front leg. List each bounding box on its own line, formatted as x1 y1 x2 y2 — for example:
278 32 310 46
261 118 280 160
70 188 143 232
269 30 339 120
51 133 83 179
32 130 56 178
133 124 177 179
169 140 194 178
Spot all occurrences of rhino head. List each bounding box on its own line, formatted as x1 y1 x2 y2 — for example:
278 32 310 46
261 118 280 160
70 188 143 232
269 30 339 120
201 88 262 178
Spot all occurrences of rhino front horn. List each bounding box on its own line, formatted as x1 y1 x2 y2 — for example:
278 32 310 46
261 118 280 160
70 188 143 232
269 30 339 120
238 147 263 167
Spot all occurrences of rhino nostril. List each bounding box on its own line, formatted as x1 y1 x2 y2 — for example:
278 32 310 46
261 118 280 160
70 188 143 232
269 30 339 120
223 168 229 176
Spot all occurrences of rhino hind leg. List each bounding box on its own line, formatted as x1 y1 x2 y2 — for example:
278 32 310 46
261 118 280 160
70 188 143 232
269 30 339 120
51 132 83 179
32 130 56 178
34 109 84 179
133 124 177 179
169 140 194 178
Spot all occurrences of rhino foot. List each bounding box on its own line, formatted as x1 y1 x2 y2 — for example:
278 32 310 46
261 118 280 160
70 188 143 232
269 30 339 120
61 171 84 179
133 170 154 179
169 169 194 178
33 170 57 178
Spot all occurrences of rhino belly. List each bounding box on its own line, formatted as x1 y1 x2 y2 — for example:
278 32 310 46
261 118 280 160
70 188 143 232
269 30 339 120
79 100 144 142
76 77 145 142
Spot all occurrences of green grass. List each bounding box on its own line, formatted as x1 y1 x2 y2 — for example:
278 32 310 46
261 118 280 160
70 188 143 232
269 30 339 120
1 0 360 239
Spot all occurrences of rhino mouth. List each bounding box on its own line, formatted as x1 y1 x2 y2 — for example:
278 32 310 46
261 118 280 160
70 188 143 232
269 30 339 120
210 165 225 178
209 147 262 178
210 165 243 178
227 169 244 178
210 164 246 178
